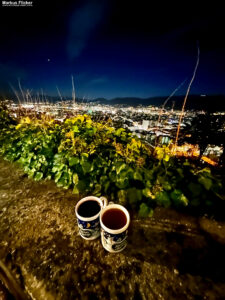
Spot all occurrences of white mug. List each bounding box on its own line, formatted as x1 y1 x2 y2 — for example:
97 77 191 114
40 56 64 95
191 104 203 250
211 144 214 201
100 203 130 253
75 196 108 240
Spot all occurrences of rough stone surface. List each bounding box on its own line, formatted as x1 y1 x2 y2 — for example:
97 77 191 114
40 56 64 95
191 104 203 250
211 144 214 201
0 158 225 299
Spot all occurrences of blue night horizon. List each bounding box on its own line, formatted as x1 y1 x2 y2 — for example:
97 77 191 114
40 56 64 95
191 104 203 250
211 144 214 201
0 1 225 100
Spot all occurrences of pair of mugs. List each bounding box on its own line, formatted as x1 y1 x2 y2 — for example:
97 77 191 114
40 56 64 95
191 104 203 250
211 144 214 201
75 196 130 253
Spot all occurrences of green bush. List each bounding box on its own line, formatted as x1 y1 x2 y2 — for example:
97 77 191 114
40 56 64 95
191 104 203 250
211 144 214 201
0 111 224 217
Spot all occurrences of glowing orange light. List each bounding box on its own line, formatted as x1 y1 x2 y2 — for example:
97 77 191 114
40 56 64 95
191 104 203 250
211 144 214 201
201 156 217 166
170 144 217 166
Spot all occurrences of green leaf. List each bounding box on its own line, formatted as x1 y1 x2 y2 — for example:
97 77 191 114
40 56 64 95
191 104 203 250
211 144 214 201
34 171 43 181
127 188 142 205
180 194 188 206
115 162 127 175
198 176 212 190
18 157 26 165
55 171 62 183
73 173 79 185
170 189 188 206
53 153 63 163
93 184 101 196
69 156 79 166
133 171 143 181
72 125 80 132
155 191 171 208
162 181 172 191
142 188 152 198
170 189 182 202
116 177 129 189
27 169 35 178
115 128 125 136
104 180 111 193
176 168 184 178
52 166 59 173
138 203 153 218
100 175 108 184
81 153 89 160
81 161 93 174
57 173 70 188
73 186 79 194
145 180 152 188
197 168 211 175
77 179 88 192
144 169 155 181
118 190 127 206
183 160 190 166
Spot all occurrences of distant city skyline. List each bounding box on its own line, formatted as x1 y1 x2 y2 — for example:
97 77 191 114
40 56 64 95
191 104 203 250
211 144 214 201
0 1 225 99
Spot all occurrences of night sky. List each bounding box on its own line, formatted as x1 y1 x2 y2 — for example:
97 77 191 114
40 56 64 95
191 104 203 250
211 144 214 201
0 0 225 99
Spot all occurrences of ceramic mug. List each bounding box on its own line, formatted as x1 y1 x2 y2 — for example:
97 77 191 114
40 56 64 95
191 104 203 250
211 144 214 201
100 203 130 253
75 196 108 240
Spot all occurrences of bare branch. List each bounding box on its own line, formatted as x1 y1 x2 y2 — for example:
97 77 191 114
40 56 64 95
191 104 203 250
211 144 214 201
156 78 187 130
18 78 26 104
71 75 76 105
56 85 63 101
174 43 200 149
9 82 21 107
41 88 44 102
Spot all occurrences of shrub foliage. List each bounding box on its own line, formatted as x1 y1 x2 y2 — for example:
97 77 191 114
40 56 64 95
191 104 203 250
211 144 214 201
0 106 224 217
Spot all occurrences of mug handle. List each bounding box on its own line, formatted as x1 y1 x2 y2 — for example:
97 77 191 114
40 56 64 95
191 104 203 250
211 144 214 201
100 196 108 208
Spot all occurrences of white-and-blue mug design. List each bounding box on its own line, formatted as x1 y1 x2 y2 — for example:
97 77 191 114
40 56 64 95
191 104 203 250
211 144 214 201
75 196 108 240
100 203 130 253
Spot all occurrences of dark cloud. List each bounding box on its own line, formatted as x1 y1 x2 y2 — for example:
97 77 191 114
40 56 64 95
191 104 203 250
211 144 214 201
88 76 108 85
67 1 107 59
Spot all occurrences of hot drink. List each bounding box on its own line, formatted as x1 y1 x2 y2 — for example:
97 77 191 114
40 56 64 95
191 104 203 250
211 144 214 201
102 208 127 230
78 200 100 218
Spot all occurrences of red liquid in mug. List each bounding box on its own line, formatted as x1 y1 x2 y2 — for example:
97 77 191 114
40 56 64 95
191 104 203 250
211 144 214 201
102 208 127 230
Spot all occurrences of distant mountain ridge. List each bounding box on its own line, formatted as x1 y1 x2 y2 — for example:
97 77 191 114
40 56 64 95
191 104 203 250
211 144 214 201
91 95 225 111
1 93 225 111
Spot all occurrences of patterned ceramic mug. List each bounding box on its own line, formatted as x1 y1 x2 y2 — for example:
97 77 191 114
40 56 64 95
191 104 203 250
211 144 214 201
100 203 130 253
75 196 108 240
